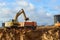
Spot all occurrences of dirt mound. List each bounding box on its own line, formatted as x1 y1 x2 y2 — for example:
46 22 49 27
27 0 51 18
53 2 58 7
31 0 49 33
0 26 60 40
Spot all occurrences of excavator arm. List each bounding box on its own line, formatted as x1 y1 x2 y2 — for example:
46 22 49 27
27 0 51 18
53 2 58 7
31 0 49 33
14 9 29 22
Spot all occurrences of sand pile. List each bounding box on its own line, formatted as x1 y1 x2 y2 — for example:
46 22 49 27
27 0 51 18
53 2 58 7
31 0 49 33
0 26 59 40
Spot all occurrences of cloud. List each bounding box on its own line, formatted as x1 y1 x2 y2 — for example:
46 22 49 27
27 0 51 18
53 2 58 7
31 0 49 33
0 0 35 22
15 1 35 12
33 0 41 2
0 2 6 7
17 1 28 7
0 8 10 14
28 3 35 10
0 2 11 15
51 0 57 3
46 13 51 17
54 6 60 10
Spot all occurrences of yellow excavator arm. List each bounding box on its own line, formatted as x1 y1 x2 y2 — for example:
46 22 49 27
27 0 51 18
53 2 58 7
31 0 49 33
14 9 29 22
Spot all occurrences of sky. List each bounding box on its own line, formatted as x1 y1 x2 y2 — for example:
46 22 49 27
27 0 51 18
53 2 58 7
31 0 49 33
0 0 60 26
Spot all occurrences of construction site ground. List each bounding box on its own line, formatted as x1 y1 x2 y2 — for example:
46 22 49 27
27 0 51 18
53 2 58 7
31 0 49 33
0 26 60 40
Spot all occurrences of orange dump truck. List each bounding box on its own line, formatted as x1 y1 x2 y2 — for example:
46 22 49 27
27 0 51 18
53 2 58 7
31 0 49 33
18 21 37 29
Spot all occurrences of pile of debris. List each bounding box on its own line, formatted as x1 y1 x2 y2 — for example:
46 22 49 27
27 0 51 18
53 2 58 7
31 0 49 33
0 26 60 40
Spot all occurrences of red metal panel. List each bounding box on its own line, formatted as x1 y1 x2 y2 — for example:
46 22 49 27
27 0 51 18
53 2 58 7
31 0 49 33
25 22 33 26
24 22 36 26
18 22 37 27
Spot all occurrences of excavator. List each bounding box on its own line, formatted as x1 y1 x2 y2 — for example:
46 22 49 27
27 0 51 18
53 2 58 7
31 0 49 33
2 9 37 30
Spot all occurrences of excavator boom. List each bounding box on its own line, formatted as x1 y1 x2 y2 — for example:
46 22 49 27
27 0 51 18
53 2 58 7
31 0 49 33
14 9 29 21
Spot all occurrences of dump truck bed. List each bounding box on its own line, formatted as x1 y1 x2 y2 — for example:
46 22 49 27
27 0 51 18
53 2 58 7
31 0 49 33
18 21 37 27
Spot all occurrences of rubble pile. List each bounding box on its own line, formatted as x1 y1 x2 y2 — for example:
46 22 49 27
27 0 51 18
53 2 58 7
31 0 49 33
25 27 60 40
0 27 60 40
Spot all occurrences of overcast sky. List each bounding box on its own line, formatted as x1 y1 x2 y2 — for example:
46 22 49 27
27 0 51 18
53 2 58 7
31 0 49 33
0 0 60 26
